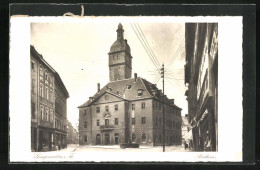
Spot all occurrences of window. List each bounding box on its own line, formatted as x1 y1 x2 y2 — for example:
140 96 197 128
50 109 53 122
137 89 143 96
159 103 161 111
40 65 43 76
84 135 87 142
55 120 57 128
105 105 109 112
31 60 35 70
155 103 158 110
131 104 135 110
84 109 87 116
132 134 136 143
141 102 145 109
31 103 35 118
113 55 117 60
46 108 49 121
45 87 49 100
40 84 43 97
96 106 100 113
84 122 87 128
126 85 132 89
155 116 158 126
142 133 146 143
97 119 100 126
114 104 118 111
159 117 161 126
141 117 146 124
105 119 109 126
117 55 120 60
40 106 44 120
159 134 162 143
115 118 118 125
132 118 135 125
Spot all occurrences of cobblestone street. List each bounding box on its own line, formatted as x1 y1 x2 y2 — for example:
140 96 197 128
55 144 193 152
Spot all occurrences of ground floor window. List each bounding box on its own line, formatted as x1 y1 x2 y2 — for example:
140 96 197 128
84 135 87 142
96 134 101 145
132 134 136 143
142 133 146 143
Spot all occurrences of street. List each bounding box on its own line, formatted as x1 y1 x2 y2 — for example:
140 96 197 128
54 144 193 152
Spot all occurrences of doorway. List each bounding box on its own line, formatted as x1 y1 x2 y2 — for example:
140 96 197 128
96 134 101 145
105 133 110 145
114 133 119 144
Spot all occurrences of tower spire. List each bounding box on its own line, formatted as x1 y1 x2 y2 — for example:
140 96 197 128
117 23 124 40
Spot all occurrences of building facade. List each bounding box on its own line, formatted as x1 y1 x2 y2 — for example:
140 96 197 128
184 23 218 151
78 24 182 146
31 46 69 151
67 121 79 144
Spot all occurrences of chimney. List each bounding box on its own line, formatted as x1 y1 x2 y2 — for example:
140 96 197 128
134 73 137 82
97 83 100 92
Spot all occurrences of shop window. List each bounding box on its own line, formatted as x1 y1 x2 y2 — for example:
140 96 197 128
115 118 118 125
141 102 145 109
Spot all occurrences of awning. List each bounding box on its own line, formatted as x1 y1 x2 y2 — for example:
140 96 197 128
183 130 193 141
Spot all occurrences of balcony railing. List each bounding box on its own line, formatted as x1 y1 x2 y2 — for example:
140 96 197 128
100 125 114 130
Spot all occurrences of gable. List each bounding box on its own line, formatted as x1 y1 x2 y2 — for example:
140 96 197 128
92 92 124 105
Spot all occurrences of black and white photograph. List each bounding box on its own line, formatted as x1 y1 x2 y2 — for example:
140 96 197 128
9 15 242 162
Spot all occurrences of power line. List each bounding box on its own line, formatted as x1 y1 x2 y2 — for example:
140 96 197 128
130 23 160 72
136 23 161 69
165 38 185 71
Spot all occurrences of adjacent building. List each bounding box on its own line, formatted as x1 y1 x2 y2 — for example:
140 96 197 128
67 121 79 144
78 23 182 146
184 23 218 151
31 45 69 151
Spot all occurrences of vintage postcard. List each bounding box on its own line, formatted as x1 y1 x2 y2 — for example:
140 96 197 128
9 15 242 162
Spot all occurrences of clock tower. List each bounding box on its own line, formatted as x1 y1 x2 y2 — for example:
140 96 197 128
108 23 132 82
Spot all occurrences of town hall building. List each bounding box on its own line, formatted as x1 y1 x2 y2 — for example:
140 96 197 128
78 23 182 146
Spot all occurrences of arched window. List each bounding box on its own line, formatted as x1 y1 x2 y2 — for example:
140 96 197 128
142 133 146 143
132 134 136 143
84 135 87 142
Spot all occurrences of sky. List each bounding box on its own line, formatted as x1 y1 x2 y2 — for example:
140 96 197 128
31 20 187 129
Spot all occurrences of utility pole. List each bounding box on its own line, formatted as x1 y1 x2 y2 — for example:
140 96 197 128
161 64 165 152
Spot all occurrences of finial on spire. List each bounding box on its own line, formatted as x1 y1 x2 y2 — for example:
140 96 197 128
118 23 123 29
117 23 124 40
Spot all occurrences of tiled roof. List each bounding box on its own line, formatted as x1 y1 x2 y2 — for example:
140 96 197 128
78 77 182 110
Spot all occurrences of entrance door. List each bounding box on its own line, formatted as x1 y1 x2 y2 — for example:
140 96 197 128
114 133 119 144
105 133 110 145
96 134 101 145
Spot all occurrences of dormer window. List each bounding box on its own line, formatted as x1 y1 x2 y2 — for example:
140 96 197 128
126 85 132 89
137 89 144 96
